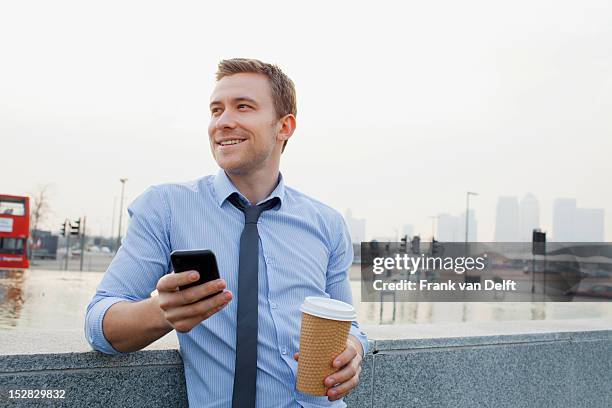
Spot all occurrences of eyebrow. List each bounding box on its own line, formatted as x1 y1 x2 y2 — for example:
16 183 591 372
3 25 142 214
210 97 259 108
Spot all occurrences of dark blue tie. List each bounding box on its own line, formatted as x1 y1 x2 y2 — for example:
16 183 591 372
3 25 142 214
228 192 279 408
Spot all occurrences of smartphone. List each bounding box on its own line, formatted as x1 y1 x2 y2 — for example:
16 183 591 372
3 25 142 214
170 249 222 297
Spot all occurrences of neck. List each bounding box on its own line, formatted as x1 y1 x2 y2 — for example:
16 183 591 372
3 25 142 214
225 165 280 204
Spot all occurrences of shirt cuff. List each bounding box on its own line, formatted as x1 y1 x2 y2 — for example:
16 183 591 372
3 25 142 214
84 296 129 355
349 323 369 355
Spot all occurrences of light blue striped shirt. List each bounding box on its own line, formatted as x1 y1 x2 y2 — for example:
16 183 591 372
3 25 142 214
85 170 368 408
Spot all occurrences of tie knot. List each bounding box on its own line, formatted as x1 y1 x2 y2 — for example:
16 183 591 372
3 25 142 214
243 205 264 224
228 193 279 224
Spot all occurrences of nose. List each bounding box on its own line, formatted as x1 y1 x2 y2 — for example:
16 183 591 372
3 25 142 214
214 109 237 131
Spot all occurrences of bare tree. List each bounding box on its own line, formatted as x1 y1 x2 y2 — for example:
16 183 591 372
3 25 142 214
30 184 52 235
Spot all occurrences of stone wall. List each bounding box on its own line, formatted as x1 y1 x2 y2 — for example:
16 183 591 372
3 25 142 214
1 329 610 407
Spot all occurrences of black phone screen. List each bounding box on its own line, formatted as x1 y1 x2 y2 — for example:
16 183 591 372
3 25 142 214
170 249 221 293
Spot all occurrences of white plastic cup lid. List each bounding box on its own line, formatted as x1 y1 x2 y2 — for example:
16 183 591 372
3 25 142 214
299 296 357 321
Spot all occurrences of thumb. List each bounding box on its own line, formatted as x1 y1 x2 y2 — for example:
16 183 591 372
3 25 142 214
293 352 299 361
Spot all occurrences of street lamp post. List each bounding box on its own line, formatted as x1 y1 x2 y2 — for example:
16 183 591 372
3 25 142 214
429 215 438 241
464 191 478 284
465 191 478 243
110 196 117 250
116 178 128 251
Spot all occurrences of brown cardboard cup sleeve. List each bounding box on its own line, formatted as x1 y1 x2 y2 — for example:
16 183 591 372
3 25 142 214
296 297 357 396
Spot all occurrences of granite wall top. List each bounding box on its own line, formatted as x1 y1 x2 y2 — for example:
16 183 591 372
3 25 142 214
0 318 610 358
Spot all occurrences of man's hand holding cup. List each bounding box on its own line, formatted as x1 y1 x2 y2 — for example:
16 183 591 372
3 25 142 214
294 334 363 401
294 297 361 400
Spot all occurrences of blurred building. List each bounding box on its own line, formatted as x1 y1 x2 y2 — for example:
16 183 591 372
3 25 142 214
574 208 605 242
402 224 414 239
437 213 460 242
519 193 540 242
437 210 477 242
553 198 604 242
494 196 520 242
553 198 576 242
344 209 366 244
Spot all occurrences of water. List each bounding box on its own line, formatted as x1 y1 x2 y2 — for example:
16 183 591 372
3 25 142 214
0 269 102 330
1 268 611 331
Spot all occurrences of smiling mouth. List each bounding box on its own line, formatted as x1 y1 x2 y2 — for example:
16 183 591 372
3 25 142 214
218 139 246 146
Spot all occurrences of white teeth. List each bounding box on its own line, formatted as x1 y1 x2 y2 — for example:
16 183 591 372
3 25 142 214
220 139 244 146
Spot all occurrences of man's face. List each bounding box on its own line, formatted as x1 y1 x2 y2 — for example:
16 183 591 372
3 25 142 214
208 73 281 174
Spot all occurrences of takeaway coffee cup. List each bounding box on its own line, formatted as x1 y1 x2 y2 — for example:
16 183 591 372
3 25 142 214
296 296 357 396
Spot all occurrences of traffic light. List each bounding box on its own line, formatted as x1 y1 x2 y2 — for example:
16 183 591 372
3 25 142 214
400 235 408 252
431 238 440 256
71 218 81 236
60 222 66 237
532 229 546 255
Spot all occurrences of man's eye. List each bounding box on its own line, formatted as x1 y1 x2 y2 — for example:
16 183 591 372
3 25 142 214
238 104 251 110
211 108 222 115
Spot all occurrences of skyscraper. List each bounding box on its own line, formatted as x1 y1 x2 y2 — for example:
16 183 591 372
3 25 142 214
437 213 459 242
575 208 604 242
494 196 520 242
519 193 540 242
437 210 477 242
553 198 577 242
553 199 605 241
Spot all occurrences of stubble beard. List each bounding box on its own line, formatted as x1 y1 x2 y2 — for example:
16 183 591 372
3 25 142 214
211 129 277 176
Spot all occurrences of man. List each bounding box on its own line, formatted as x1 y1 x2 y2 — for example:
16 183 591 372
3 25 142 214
85 58 368 407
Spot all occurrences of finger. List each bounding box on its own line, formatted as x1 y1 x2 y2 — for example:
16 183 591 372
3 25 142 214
293 352 299 361
172 301 230 333
159 279 226 309
178 278 227 305
164 290 232 321
331 343 358 369
328 389 349 401
324 359 358 387
157 270 200 292
327 374 359 400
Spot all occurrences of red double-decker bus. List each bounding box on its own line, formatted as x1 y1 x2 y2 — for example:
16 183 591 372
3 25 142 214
0 194 30 269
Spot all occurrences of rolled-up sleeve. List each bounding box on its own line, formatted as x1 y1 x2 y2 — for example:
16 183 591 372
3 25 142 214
85 186 172 354
325 213 369 355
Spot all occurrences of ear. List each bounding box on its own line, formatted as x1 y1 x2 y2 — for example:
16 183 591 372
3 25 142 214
276 114 296 144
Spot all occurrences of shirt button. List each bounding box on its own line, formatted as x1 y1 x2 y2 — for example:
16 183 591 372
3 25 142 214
281 347 287 355
270 302 278 309
267 257 274 265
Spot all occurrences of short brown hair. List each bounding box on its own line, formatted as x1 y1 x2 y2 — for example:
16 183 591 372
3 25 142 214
216 58 297 152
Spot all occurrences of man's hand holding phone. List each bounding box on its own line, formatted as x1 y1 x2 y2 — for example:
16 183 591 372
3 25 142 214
156 271 233 333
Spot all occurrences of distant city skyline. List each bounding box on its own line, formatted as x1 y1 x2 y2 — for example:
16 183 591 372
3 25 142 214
343 193 605 242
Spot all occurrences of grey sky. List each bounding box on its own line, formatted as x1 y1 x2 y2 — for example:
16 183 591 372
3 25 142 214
1 0 611 240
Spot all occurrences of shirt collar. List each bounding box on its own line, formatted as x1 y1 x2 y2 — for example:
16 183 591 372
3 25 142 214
212 169 285 208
